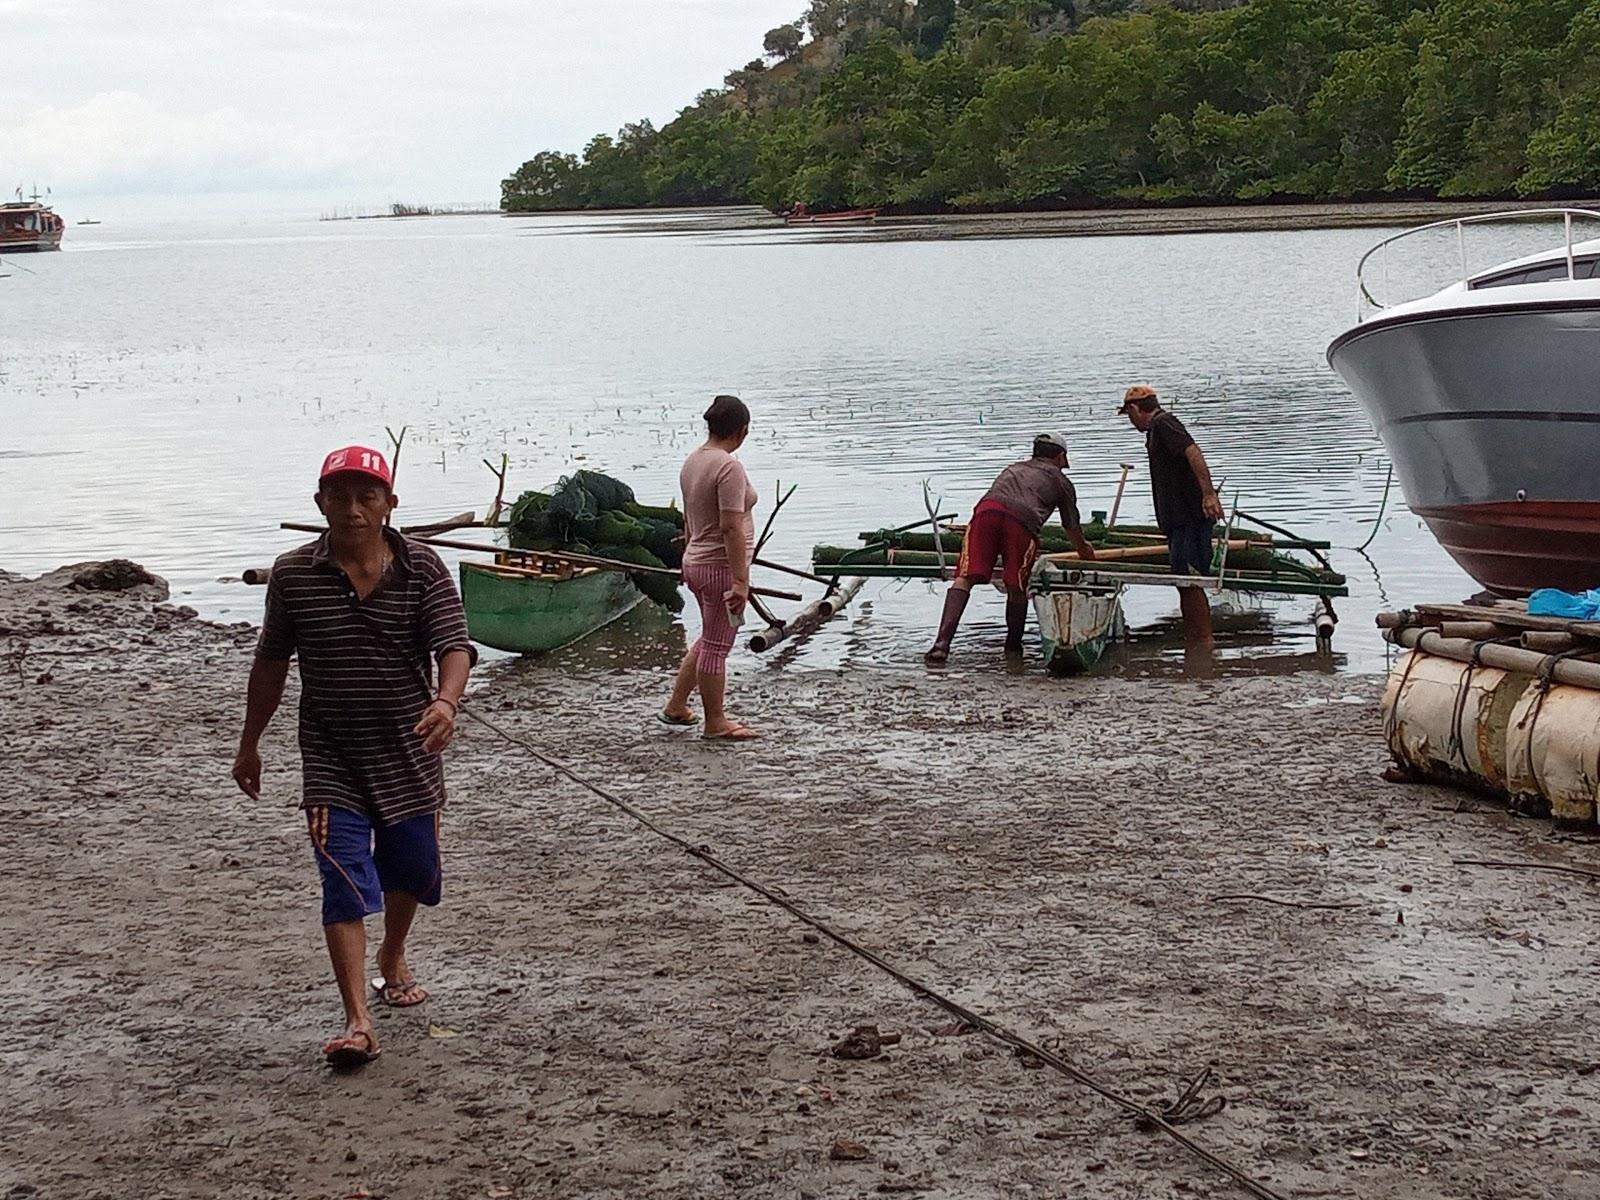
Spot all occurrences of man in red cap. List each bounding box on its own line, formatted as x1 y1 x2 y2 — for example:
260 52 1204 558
926 433 1097 663
1119 386 1224 648
232 445 476 1067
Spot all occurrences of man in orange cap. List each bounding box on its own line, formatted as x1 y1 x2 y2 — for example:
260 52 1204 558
1118 386 1224 648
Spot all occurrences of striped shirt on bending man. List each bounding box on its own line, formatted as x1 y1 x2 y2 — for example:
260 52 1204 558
256 527 477 825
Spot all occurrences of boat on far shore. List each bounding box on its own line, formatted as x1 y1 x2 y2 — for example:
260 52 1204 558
1328 208 1600 596
783 205 879 227
1 196 64 251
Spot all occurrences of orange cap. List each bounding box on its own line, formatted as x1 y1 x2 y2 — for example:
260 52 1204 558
1119 384 1159 412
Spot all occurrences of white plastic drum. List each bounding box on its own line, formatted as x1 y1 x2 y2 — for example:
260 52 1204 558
1382 650 1531 792
1506 683 1600 826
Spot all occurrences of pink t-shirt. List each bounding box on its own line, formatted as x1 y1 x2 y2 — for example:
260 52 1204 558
680 445 757 567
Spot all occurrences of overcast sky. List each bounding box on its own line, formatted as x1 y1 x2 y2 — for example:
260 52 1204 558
1 0 800 216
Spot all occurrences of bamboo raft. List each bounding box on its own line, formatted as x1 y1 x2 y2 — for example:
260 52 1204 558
1379 602 1600 827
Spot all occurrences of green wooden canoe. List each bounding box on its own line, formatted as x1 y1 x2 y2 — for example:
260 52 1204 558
1033 576 1126 673
460 562 648 654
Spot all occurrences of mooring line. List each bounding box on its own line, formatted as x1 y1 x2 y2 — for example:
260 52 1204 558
457 703 1290 1200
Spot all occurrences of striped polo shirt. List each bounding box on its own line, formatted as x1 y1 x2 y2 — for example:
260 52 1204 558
256 528 477 825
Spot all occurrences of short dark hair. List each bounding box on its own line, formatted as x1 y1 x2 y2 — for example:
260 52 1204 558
1032 439 1065 459
705 394 750 439
1132 396 1160 413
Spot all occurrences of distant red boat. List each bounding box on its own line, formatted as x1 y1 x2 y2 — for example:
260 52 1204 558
1 198 64 252
784 206 879 227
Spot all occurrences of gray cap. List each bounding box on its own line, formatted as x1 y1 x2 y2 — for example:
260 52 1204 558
1034 432 1069 453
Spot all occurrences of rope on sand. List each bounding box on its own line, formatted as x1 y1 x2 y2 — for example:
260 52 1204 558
457 703 1292 1200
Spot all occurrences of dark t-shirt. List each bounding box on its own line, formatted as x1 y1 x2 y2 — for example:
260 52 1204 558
256 529 477 826
982 457 1081 536
1146 410 1205 532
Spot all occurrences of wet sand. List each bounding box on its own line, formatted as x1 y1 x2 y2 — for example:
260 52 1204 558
5 565 1600 1200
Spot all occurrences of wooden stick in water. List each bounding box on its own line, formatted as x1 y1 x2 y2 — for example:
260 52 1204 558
401 511 479 535
754 556 840 587
482 455 509 528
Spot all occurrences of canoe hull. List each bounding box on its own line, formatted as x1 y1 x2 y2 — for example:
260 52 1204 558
1033 586 1125 673
460 563 647 654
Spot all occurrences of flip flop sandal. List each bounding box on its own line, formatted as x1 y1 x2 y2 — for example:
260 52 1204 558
324 1030 381 1068
703 724 759 742
374 978 430 1008
656 711 700 727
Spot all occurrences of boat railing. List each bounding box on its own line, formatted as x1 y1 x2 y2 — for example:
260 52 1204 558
1356 207 1600 321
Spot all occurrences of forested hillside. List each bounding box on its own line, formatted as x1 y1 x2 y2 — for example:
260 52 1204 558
502 0 1600 212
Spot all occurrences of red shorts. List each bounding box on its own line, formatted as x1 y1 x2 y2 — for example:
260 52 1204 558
957 500 1038 592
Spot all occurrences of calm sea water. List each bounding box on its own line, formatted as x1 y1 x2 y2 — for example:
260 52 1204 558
1 207 1522 676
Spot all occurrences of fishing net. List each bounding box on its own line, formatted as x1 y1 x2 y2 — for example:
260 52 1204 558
592 543 684 610
570 469 636 511
506 471 686 608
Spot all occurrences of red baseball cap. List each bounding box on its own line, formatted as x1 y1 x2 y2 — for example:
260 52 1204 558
319 445 393 488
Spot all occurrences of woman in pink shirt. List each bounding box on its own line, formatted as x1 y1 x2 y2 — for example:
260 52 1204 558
661 394 759 740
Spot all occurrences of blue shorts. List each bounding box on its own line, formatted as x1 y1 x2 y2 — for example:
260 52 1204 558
307 806 442 926
1167 520 1215 577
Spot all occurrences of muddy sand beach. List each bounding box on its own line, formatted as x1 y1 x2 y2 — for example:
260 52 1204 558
5 564 1600 1200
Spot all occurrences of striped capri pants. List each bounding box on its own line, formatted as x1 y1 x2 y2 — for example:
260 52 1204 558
682 560 739 675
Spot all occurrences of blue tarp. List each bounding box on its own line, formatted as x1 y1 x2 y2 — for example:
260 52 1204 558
1527 588 1600 620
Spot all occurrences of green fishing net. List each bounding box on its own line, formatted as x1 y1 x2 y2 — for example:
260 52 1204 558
506 470 685 609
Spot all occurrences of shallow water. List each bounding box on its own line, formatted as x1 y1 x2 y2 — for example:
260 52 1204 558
3 207 1534 676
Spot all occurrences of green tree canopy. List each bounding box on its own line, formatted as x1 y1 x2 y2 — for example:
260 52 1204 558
500 0 1600 214
764 22 805 59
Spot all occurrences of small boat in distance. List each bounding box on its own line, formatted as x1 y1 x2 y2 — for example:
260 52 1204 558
1328 209 1600 596
784 203 879 226
1 194 64 251
77 218 100 226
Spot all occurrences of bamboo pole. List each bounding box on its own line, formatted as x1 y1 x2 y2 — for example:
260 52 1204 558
1044 539 1251 565
1437 620 1506 640
1523 631 1577 653
1386 626 1600 691
749 577 865 653
278 521 802 600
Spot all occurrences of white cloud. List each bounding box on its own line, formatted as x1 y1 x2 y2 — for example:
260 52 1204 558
0 0 803 212
2 91 361 194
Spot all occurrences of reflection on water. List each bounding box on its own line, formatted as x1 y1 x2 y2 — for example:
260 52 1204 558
3 207 1534 677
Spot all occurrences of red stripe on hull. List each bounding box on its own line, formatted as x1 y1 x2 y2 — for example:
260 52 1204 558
1414 501 1600 596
